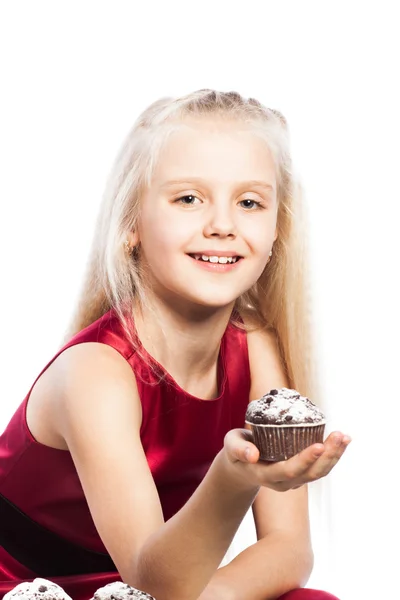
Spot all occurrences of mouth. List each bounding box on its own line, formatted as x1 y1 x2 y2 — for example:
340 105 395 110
188 254 243 264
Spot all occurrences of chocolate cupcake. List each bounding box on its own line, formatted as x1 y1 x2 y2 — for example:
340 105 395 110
3 579 72 600
91 582 155 600
245 388 325 461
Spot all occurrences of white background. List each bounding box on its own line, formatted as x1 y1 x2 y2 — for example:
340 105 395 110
0 2 399 599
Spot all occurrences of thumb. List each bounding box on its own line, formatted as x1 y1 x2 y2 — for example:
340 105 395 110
243 443 260 463
224 429 260 463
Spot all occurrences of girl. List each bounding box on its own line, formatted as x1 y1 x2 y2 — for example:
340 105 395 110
0 89 350 600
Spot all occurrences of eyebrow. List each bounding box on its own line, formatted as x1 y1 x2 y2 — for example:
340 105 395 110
159 178 275 192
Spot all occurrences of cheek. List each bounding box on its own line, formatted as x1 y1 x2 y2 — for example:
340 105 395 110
140 207 197 249
243 219 276 257
138 212 187 263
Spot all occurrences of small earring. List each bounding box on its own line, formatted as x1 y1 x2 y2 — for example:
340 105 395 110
267 249 273 264
124 240 132 255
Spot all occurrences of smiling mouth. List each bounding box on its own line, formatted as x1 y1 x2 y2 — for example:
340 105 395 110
188 254 242 264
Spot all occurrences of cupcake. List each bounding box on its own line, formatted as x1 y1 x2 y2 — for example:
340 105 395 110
3 579 72 600
245 387 325 461
91 582 155 600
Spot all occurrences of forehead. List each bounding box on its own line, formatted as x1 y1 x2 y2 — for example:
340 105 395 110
151 117 277 188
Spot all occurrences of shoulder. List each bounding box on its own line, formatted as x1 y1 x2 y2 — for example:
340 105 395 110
28 342 141 449
60 338 135 373
242 316 289 399
54 341 140 415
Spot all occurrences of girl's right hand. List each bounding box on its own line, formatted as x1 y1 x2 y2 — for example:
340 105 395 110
222 428 351 492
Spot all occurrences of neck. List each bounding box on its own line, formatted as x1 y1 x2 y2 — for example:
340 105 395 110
132 294 234 399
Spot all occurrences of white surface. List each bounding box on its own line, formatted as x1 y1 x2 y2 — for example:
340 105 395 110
0 3 399 598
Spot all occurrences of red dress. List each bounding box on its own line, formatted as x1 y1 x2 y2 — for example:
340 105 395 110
0 310 251 599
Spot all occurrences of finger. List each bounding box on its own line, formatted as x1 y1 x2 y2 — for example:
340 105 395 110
265 439 345 490
324 431 352 449
320 431 352 463
257 443 325 484
226 428 255 444
244 443 260 463
224 429 260 463
306 434 351 480
324 431 344 448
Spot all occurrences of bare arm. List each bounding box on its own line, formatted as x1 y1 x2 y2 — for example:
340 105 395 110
200 486 313 600
243 326 314 596
197 326 350 600
53 343 259 600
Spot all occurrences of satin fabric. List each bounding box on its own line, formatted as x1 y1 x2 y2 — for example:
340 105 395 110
280 590 340 599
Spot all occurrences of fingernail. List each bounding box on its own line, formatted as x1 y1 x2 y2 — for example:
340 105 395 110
334 436 343 446
245 447 251 461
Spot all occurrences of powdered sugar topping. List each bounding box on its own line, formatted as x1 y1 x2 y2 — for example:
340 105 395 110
245 388 325 425
3 579 72 600
92 582 155 600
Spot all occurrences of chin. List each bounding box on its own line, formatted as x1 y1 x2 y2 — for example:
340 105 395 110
177 282 251 309
185 293 239 311
158 280 247 313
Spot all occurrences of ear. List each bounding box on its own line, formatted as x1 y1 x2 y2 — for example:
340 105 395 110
273 228 278 242
127 229 140 247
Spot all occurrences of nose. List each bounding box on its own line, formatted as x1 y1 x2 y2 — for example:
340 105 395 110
203 203 237 238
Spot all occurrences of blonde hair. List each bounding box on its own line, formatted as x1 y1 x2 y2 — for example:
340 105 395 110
65 89 319 400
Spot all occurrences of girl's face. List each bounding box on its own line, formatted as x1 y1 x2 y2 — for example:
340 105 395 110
134 117 278 311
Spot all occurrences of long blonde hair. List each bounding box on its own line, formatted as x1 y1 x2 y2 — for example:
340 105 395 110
65 89 319 400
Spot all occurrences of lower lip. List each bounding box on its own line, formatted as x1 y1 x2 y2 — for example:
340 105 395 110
188 255 242 272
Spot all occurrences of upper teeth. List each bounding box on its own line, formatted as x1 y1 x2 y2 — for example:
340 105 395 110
192 255 238 264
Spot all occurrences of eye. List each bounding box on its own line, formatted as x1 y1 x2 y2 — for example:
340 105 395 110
239 199 263 209
174 195 202 206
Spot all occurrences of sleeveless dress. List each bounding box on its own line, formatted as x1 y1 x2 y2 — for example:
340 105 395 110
0 309 251 600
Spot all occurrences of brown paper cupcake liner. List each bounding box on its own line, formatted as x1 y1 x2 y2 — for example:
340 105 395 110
245 421 326 462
